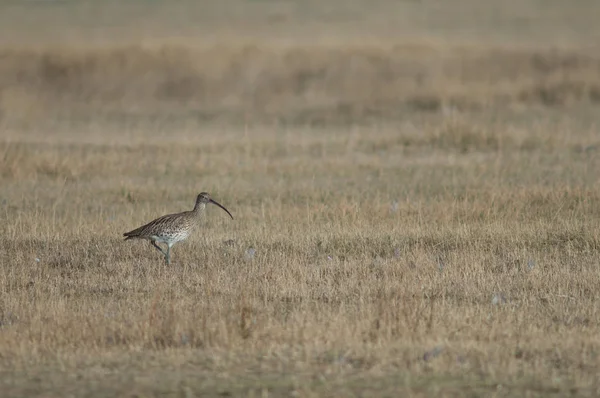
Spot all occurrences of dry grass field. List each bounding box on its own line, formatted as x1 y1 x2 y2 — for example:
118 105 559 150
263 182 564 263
1 1 600 397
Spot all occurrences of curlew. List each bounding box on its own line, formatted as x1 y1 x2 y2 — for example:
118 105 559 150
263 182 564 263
124 192 233 264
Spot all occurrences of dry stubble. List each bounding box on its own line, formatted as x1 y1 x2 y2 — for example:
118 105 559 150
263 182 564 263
1 1 600 397
1 116 600 396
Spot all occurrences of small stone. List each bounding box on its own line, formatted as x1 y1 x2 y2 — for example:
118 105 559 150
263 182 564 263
527 259 535 270
423 346 444 361
436 255 445 272
180 333 190 346
223 239 236 247
245 248 256 260
492 293 507 306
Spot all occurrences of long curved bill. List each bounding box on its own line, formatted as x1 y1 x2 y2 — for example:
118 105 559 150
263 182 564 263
209 198 234 220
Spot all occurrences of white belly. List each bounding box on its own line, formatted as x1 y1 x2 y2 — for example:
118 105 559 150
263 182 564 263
151 231 190 244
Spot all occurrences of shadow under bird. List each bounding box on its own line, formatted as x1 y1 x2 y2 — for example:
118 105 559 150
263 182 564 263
123 192 233 265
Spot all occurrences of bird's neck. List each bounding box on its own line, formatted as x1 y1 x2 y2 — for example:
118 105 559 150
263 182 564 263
192 202 206 215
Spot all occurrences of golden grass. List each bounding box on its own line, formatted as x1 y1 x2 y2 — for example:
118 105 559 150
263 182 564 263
2 1 600 397
2 114 600 396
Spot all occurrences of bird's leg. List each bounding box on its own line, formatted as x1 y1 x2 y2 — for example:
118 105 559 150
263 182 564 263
165 244 171 265
150 241 167 256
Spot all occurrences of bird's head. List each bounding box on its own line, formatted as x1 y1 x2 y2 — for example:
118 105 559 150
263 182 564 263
196 192 233 219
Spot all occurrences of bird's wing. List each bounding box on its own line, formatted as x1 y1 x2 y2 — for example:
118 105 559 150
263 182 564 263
123 212 184 238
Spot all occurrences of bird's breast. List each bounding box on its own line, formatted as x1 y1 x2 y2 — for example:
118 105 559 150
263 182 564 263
152 229 191 243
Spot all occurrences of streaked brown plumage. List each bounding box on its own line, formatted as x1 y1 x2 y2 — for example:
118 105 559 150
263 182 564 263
124 192 233 264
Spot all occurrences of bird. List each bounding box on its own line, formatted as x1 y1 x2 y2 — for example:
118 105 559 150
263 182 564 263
123 192 233 265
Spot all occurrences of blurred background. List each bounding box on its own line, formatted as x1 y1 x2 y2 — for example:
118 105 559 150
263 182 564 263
1 0 600 134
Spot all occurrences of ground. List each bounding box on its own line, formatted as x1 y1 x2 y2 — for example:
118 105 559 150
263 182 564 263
1 1 600 397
